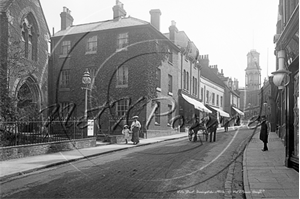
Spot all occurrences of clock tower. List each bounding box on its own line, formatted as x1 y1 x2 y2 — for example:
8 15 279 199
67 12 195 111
245 49 261 90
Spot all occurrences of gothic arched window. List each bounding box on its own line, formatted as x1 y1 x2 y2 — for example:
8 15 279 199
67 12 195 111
21 13 38 61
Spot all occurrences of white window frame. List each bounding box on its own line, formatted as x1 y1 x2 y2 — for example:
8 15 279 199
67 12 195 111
116 99 129 117
116 65 128 87
59 69 70 89
117 32 128 51
61 40 71 56
86 36 97 54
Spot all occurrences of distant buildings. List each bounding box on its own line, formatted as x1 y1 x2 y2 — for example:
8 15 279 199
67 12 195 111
239 49 261 119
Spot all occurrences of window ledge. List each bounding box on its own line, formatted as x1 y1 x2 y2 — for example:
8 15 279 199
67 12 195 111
59 54 71 59
168 92 173 96
85 51 97 55
156 87 161 92
116 47 128 52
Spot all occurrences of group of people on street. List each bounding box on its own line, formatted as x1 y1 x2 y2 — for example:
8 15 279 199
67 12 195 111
122 113 270 152
121 116 141 145
189 114 219 142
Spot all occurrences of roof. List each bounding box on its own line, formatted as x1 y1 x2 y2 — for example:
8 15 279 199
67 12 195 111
0 0 13 12
164 30 199 58
201 65 225 88
54 16 148 37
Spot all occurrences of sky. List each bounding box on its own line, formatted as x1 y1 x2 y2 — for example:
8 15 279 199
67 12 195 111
40 0 279 88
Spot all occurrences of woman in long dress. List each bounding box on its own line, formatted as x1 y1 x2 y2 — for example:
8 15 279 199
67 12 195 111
131 116 141 145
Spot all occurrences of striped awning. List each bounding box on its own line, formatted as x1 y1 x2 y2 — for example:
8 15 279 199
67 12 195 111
208 105 230 117
182 93 212 113
232 107 244 116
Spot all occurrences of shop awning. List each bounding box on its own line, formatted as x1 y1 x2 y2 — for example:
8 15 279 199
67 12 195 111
182 93 212 113
208 105 230 117
232 107 244 116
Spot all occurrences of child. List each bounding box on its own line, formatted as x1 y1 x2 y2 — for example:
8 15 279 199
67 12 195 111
122 125 131 144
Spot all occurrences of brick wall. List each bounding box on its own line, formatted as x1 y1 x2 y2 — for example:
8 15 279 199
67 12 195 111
0 137 96 161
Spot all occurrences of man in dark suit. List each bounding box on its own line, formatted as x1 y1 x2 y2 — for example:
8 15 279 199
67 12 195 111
206 114 218 142
259 116 269 151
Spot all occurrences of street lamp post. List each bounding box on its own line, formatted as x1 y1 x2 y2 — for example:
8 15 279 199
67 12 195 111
271 50 291 89
82 69 91 120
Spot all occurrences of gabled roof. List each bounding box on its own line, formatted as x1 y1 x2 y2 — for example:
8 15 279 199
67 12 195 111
54 16 148 37
0 0 13 12
201 65 225 88
0 0 51 37
53 15 180 51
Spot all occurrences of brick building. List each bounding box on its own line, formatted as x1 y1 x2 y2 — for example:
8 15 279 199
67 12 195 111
164 24 212 130
0 0 50 120
49 1 181 138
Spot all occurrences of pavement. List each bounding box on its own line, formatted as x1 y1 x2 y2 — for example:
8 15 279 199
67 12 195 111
1 125 298 199
243 130 299 199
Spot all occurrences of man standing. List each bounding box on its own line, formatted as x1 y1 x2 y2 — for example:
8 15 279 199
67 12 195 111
206 114 218 142
259 116 269 151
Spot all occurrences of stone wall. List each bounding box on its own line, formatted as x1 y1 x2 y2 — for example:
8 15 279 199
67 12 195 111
0 137 96 161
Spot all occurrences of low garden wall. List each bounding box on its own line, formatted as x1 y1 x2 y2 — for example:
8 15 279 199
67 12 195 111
0 137 96 161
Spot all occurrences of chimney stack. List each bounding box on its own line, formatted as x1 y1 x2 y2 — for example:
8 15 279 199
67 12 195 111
199 54 209 67
113 0 126 20
150 9 161 31
169 20 178 43
60 7 73 30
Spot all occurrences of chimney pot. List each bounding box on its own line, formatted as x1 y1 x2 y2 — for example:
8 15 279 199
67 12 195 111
113 0 126 20
60 7 74 30
171 20 176 26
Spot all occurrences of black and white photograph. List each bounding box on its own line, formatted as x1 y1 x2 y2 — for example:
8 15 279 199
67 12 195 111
0 0 298 198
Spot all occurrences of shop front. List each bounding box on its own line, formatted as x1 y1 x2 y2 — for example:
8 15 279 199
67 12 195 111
178 90 211 131
273 4 298 171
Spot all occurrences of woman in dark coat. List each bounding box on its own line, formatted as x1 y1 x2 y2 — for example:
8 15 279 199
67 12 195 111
259 116 269 151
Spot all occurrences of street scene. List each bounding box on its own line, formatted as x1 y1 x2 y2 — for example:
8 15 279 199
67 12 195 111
0 0 299 199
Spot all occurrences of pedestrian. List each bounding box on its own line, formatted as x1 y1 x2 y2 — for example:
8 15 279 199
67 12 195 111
122 125 131 144
259 115 269 151
236 115 240 126
131 116 141 145
223 118 229 132
206 114 218 142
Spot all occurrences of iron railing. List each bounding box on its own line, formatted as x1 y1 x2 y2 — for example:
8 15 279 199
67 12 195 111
0 120 94 147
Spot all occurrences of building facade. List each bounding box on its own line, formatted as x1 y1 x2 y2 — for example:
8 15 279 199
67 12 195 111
273 0 298 171
164 23 211 130
49 2 182 138
0 0 50 120
198 59 230 124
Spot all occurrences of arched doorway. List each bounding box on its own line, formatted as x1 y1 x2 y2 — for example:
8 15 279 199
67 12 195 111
16 76 40 121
